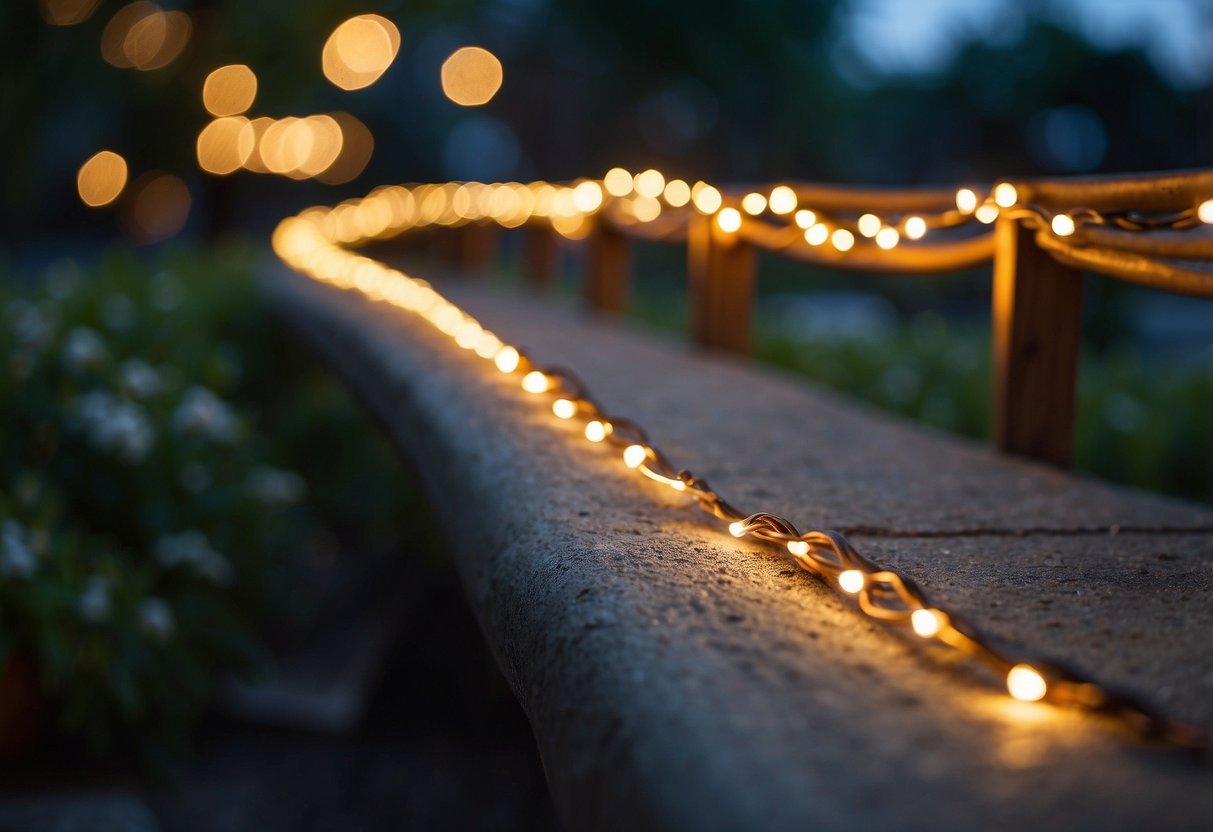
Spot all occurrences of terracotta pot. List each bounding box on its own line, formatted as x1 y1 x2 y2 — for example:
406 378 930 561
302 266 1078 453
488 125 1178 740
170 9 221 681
0 651 46 761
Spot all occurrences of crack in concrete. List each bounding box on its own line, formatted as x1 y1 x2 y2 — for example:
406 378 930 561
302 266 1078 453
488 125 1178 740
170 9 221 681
842 524 1213 539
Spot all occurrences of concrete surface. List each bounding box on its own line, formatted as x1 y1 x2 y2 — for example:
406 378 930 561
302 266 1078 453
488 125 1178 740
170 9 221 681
266 265 1213 832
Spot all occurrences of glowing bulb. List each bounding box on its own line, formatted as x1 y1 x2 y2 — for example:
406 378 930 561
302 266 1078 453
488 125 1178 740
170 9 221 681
794 209 816 229
663 178 691 207
903 215 927 240
768 185 797 215
455 321 482 348
728 521 745 538
1199 198 1213 224
911 608 942 638
494 346 520 373
857 213 881 238
623 444 648 469
77 150 128 207
975 203 999 224
202 64 258 117
1051 213 1076 237
585 420 607 442
831 228 855 252
552 398 577 419
1007 664 1047 702
993 182 1018 208
956 188 978 214
787 540 809 557
838 569 864 593
806 224 829 246
572 180 604 212
741 192 767 215
474 332 501 359
521 370 549 394
875 227 899 250
692 182 722 214
716 207 742 233
603 167 633 197
634 169 665 199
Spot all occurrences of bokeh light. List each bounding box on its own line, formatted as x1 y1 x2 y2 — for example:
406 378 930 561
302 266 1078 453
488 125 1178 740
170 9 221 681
202 64 258 117
322 14 400 91
441 46 503 107
196 116 255 175
315 112 374 185
101 2 191 71
76 150 128 207
121 171 190 243
39 0 100 26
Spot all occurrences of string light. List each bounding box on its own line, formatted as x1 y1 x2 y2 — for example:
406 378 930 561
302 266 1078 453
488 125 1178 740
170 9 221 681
741 192 767 216
441 46 503 106
717 207 742 233
634 169 665 199
857 213 881 238
272 174 1213 752
1051 213 1076 236
1197 198 1213 224
1007 664 1048 702
975 203 999 224
993 182 1018 208
663 179 691 207
768 185 797 215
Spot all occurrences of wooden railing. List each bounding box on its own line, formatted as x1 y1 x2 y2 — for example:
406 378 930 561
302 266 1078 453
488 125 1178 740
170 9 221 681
472 170 1213 469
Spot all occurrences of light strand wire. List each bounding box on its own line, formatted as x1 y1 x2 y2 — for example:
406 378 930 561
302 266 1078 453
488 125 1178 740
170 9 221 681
274 174 1213 752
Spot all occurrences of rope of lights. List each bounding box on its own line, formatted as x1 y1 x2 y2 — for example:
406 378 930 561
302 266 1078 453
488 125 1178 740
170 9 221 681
274 172 1213 752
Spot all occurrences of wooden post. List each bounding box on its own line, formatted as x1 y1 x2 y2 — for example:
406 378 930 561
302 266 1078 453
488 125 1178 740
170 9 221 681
992 216 1084 467
523 225 559 286
584 221 630 313
459 222 498 274
687 214 757 354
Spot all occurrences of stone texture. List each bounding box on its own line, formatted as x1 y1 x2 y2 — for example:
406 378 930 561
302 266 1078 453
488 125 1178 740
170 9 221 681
266 267 1213 832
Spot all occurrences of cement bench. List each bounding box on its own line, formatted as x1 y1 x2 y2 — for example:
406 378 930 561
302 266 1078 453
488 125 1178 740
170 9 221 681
266 266 1213 831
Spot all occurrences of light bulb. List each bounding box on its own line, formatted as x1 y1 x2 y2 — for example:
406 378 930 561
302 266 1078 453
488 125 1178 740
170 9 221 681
903 216 927 240
552 398 576 419
911 608 942 638
838 569 864 593
717 207 742 233
993 182 1018 208
787 540 809 556
494 346 520 373
956 188 978 214
1007 664 1047 702
623 444 647 469
585 420 607 442
1051 213 1076 236
521 370 549 394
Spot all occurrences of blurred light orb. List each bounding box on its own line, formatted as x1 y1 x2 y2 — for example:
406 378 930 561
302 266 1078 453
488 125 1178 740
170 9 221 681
768 185 797 215
993 182 1018 208
691 182 722 214
203 64 258 116
1051 213 1076 237
857 212 881 238
196 116 255 175
1007 664 1047 702
323 14 401 91
40 0 100 25
975 203 999 224
572 181 604 213
77 150 128 207
805 223 829 246
1197 199 1213 224
831 228 855 252
122 171 190 244
903 215 927 240
603 167 633 197
741 192 766 215
102 2 191 71
875 226 899 250
716 207 742 233
634 169 665 199
794 209 816 229
955 187 978 214
663 179 691 207
316 112 374 185
632 195 661 223
441 46 503 106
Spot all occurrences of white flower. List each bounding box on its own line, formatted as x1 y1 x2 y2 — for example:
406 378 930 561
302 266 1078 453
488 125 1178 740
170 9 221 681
1 521 36 578
78 576 111 622
247 467 307 505
172 386 239 444
62 326 108 372
119 358 161 399
154 531 232 585
72 392 155 463
138 597 175 643
100 294 136 332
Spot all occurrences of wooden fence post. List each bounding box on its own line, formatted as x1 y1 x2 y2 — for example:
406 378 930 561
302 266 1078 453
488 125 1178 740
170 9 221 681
687 214 757 354
584 221 631 313
991 216 1084 467
523 225 559 286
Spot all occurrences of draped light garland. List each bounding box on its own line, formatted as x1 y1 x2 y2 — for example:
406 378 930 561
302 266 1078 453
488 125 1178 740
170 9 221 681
274 170 1213 750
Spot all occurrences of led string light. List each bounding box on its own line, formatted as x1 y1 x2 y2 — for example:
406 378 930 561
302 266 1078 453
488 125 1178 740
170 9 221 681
274 174 1213 751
